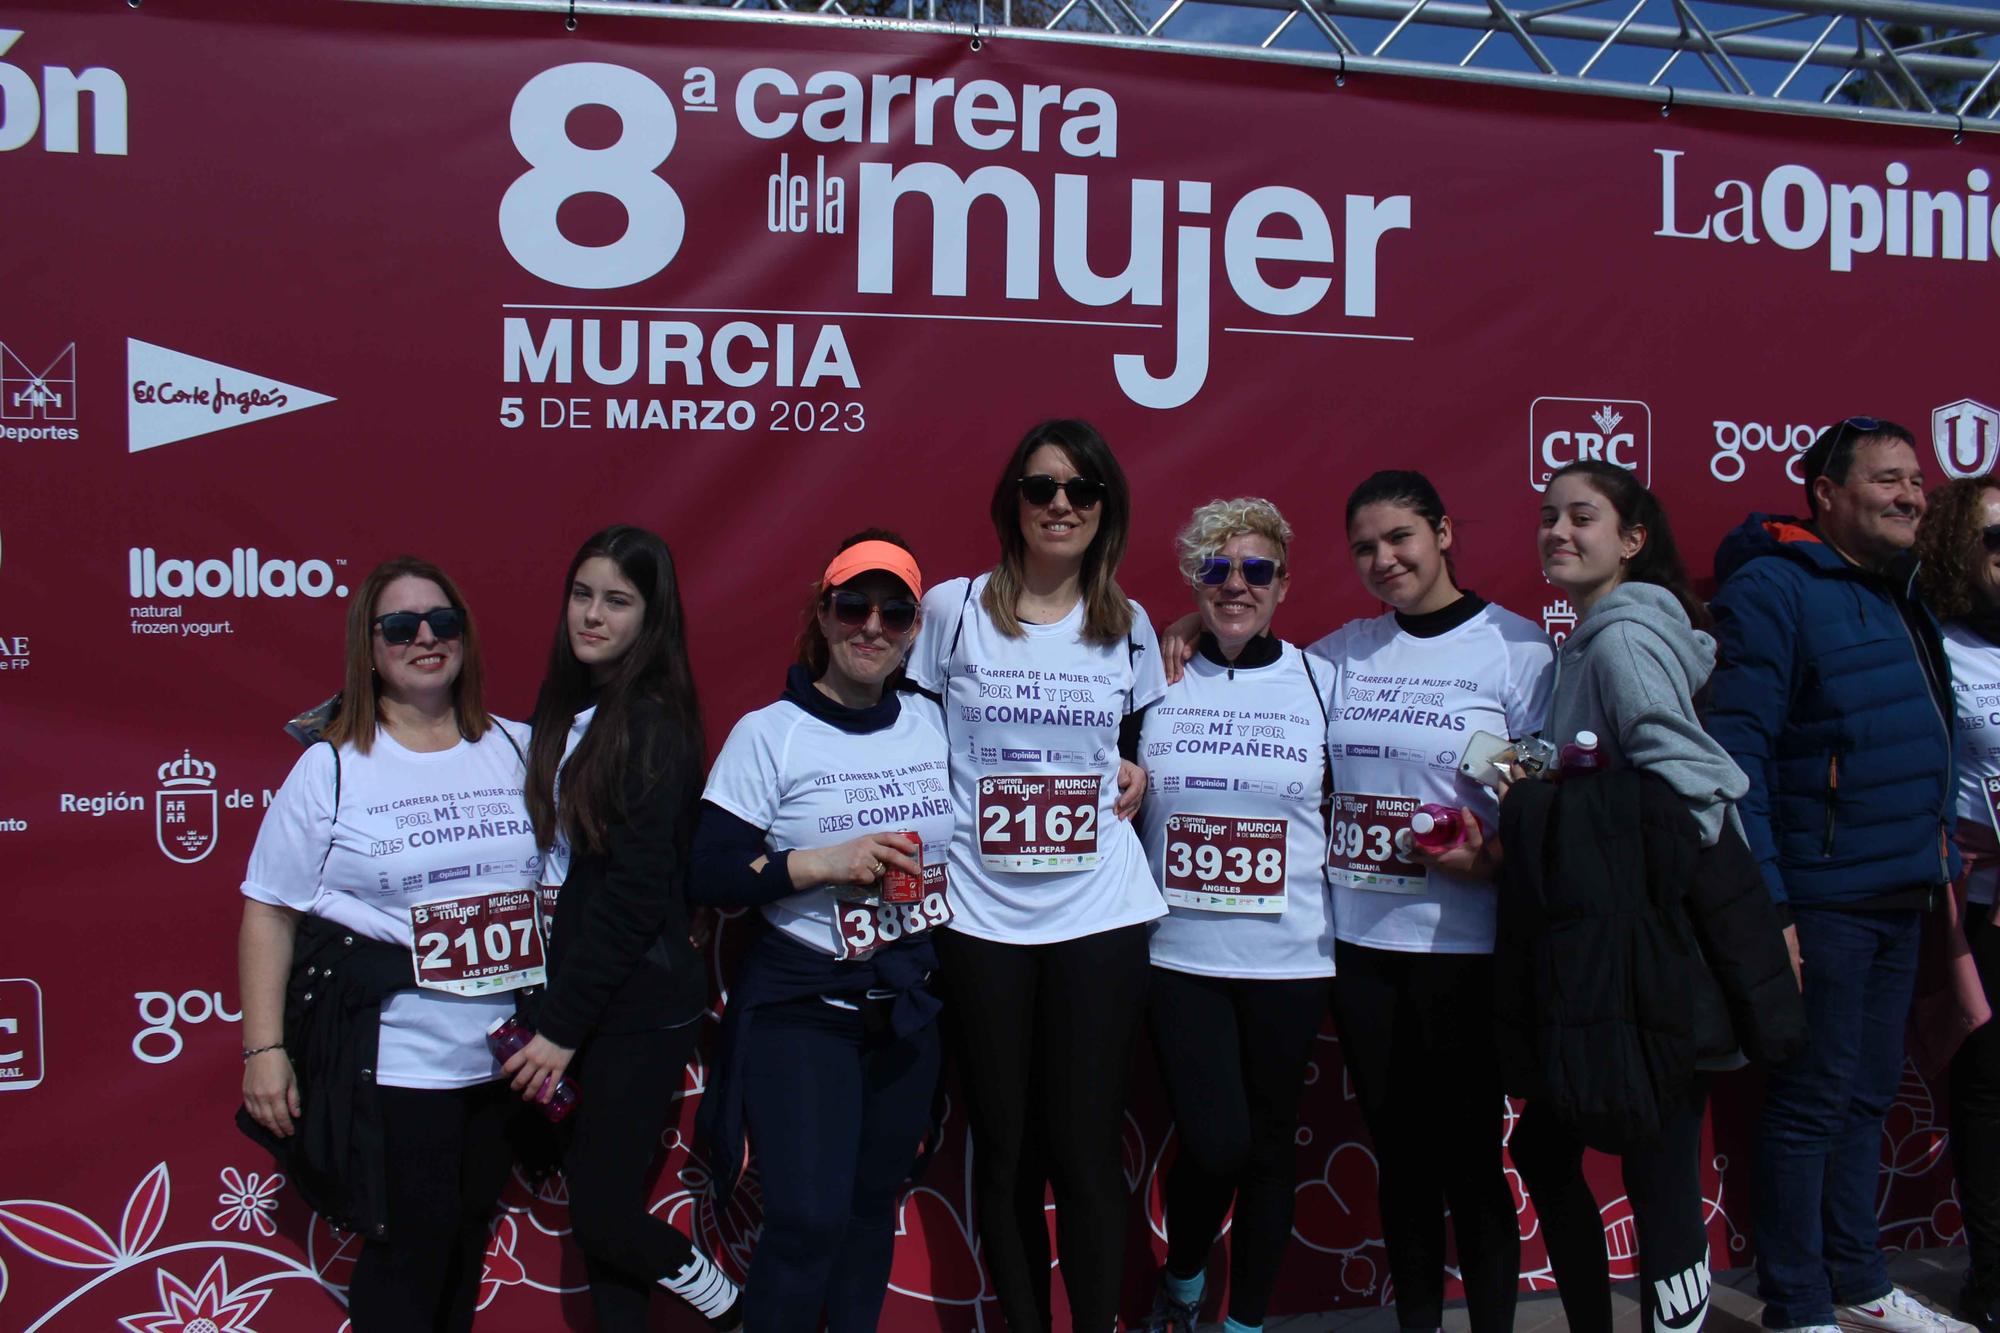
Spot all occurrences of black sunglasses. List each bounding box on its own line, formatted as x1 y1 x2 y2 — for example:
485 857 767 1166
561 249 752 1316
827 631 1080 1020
825 590 918 635
1983 525 2000 554
1018 474 1107 509
372 607 465 645
1196 556 1281 587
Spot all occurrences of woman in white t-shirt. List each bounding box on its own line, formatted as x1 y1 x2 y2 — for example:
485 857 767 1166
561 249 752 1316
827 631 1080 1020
1916 477 2000 1329
1135 498 1335 1333
508 526 739 1331
237 556 539 1333
691 532 950 1333
1314 471 1552 1333
905 419 1163 1333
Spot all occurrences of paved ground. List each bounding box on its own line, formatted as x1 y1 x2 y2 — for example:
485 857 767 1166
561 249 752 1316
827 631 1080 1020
1261 1248 1971 1332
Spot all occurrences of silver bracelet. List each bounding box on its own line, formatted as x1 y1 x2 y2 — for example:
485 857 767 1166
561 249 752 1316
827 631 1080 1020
242 1043 286 1061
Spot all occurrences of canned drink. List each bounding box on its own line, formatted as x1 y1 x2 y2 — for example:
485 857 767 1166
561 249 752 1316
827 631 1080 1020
879 832 924 903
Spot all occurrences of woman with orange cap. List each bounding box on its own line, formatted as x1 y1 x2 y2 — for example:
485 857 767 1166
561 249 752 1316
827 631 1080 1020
691 529 951 1333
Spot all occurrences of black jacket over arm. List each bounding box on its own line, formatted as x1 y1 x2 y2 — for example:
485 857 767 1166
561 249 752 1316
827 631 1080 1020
536 700 707 1048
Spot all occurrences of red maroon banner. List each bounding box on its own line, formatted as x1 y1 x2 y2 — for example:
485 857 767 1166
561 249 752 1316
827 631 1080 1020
1 1 1995 1328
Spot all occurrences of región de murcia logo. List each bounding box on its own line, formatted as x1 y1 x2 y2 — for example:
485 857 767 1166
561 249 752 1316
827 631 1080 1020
156 749 219 864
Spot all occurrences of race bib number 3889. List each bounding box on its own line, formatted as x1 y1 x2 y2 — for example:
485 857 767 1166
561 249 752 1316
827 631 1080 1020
834 864 952 961
978 774 1100 872
410 888 547 996
1162 813 1287 913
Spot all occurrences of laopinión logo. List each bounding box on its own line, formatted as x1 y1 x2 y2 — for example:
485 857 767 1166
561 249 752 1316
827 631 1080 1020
1529 397 1651 493
0 340 78 442
157 749 219 864
1934 398 2000 480
0 978 44 1091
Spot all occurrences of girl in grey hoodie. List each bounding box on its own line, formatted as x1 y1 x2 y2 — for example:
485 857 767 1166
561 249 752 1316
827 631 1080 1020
1510 459 1750 1333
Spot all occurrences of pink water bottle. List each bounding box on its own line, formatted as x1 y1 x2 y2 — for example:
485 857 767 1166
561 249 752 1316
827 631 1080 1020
1558 730 1604 777
487 1015 579 1123
1408 804 1466 854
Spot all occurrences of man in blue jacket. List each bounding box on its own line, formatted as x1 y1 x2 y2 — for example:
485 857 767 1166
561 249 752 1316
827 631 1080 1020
1708 417 1964 1333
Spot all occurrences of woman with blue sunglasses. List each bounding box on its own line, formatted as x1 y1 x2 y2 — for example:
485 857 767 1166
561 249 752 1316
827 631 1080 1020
1135 497 1335 1333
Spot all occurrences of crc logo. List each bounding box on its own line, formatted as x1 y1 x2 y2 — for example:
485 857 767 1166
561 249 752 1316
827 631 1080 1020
1530 397 1651 493
1934 399 2000 480
1 340 74 421
0 978 44 1091
1542 599 1577 645
1711 420 1817 484
134 987 241 1064
158 749 219 864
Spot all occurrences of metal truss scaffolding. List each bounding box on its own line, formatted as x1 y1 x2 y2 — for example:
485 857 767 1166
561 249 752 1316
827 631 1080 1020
443 0 2000 136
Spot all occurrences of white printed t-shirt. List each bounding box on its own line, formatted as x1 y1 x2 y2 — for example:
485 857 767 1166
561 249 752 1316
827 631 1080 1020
1309 604 1553 954
1944 624 2000 904
702 697 953 957
1138 640 1336 978
241 723 541 1089
908 574 1169 945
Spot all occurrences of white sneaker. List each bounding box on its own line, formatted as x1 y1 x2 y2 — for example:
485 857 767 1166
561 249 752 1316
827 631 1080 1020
1836 1288 1977 1333
1771 1325 1841 1333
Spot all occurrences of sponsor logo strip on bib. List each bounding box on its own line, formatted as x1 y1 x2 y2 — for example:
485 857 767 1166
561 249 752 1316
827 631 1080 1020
410 887 547 995
1330 793 1426 893
978 773 1100 872
1162 813 1287 913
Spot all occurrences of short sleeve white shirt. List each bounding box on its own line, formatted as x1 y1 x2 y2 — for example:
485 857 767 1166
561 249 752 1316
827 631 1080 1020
240 722 540 1089
1309 604 1554 955
702 697 953 956
907 575 1168 944
1138 641 1336 978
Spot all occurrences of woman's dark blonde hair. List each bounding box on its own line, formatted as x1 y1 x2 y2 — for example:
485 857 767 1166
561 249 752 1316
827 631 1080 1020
322 555 492 754
981 419 1134 647
1916 474 2000 622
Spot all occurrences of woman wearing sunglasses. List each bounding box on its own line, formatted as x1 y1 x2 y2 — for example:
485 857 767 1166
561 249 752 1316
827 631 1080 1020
690 531 949 1333
904 419 1165 1333
1916 478 2000 1333
508 526 740 1331
1134 498 1335 1333
237 556 539 1332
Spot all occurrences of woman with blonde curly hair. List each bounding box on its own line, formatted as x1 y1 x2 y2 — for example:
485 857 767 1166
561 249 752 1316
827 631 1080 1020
1915 474 2000 1332
1134 498 1334 1333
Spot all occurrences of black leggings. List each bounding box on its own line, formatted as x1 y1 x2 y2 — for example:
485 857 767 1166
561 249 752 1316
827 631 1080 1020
562 1022 706 1332
1955 911 2000 1302
1147 967 1329 1327
1510 1080 1713 1333
937 924 1151 1333
1330 941 1520 1333
739 995 943 1332
348 1081 513 1333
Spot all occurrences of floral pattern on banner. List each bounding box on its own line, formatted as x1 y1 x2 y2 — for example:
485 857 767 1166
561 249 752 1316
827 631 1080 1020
0 920 1966 1332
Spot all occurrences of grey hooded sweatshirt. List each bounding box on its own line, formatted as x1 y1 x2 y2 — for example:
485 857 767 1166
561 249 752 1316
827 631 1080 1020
1545 582 1749 845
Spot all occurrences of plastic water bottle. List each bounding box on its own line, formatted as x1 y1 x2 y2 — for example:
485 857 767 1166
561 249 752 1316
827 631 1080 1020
1408 804 1466 854
1558 730 1604 778
487 1015 579 1123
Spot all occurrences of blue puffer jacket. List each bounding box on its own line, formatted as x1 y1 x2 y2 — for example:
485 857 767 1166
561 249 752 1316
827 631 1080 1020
1707 514 1957 907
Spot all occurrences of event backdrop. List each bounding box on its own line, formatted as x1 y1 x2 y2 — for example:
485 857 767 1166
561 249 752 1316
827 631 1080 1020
2 0 1996 1328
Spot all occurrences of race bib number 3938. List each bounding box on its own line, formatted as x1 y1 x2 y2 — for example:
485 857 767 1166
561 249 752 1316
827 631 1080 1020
1162 813 1287 913
978 774 1100 872
410 888 547 996
1329 793 1426 893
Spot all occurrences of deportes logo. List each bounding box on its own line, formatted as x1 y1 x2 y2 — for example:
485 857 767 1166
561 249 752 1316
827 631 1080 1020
133 987 240 1064
1530 397 1650 492
157 748 219 864
0 978 44 1091
1934 399 2000 480
0 340 79 441
1542 599 1577 645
